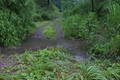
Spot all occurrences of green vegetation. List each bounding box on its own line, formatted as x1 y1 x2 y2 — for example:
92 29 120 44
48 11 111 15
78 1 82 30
61 0 120 59
42 21 57 39
0 0 58 46
0 0 120 79
0 47 120 80
0 0 36 46
42 17 61 39
35 21 50 28
34 5 58 21
34 0 59 21
42 26 57 39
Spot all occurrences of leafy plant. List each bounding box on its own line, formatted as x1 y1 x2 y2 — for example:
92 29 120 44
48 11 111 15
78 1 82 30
0 0 36 46
0 0 59 46
0 47 119 80
42 20 58 39
34 2 59 21
61 0 120 59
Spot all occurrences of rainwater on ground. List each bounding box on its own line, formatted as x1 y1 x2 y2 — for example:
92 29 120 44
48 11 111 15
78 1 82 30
0 38 86 60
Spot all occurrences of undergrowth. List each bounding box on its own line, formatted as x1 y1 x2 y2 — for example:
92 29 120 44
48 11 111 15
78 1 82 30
34 2 59 21
0 0 59 46
0 0 36 46
0 47 120 80
61 0 120 59
42 18 60 39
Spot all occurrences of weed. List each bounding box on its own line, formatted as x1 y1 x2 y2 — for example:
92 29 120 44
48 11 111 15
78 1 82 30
42 26 57 39
0 47 119 80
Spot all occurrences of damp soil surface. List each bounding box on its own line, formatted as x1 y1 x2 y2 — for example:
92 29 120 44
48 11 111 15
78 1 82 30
0 15 87 73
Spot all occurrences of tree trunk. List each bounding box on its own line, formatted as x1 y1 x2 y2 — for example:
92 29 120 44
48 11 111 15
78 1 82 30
48 0 50 6
91 0 95 12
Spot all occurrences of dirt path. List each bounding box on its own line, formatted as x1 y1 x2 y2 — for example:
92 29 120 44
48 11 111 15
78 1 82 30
31 13 60 38
0 14 63 71
31 22 51 38
0 14 86 73
55 22 63 39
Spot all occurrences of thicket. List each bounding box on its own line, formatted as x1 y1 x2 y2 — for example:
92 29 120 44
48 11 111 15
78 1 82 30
61 0 120 59
0 0 36 46
34 4 58 21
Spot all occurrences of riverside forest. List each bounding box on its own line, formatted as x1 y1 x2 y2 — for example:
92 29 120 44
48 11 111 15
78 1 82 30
0 0 120 80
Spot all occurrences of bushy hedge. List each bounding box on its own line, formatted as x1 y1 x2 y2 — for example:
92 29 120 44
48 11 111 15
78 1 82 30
0 0 36 46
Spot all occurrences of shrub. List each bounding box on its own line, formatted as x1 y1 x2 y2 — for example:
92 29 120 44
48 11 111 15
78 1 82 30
62 0 91 18
0 0 36 46
61 12 99 39
61 0 120 59
34 4 59 21
87 2 120 58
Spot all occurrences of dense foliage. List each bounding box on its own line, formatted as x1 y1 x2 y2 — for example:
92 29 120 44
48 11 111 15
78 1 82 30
34 0 59 21
61 0 120 59
0 0 59 46
0 0 36 46
34 4 58 21
0 47 120 80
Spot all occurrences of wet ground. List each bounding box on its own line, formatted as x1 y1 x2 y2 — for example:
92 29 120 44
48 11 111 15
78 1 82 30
0 15 87 70
0 22 86 59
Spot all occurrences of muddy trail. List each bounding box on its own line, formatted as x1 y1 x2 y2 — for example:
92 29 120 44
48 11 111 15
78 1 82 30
0 14 87 69
30 14 61 39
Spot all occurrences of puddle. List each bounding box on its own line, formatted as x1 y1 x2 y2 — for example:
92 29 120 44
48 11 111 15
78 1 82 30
0 38 87 60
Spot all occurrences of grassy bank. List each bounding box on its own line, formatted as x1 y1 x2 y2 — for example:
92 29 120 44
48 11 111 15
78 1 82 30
0 47 120 80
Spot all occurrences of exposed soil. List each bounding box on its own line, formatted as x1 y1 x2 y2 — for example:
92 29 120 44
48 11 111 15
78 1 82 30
55 22 63 39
